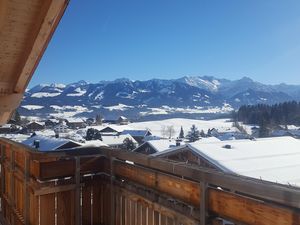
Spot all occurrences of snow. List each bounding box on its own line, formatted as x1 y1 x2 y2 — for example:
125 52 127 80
140 105 233 116
22 135 82 151
126 118 234 137
0 134 30 142
101 134 137 146
82 140 108 147
67 88 87 96
50 105 91 118
152 137 220 156
31 92 61 98
104 104 134 111
187 136 300 187
22 105 44 110
122 129 150 137
140 139 185 153
95 91 104 100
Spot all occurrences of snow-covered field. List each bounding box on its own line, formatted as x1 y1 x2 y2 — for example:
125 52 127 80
22 105 44 110
85 118 234 137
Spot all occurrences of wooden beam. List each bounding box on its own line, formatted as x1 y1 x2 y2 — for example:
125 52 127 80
14 0 69 93
208 188 300 225
113 159 201 207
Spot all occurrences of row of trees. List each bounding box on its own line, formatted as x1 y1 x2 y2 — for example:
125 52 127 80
161 125 206 142
235 101 300 126
234 101 300 137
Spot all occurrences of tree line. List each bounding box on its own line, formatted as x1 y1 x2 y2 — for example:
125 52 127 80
234 101 300 130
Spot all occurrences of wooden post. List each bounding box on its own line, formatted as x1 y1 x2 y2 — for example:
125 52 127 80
24 153 30 225
0 144 4 213
10 145 15 225
110 157 115 225
200 182 207 225
75 157 81 225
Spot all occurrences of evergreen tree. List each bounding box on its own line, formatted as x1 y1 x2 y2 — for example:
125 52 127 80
86 128 102 141
179 126 184 139
186 125 200 142
200 129 205 137
95 114 103 125
12 110 21 125
123 138 136 151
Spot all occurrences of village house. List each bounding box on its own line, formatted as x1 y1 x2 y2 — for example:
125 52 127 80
26 121 45 132
66 118 86 129
98 126 124 135
121 129 152 144
117 116 129 125
44 118 60 128
54 122 69 134
22 135 82 151
153 136 300 187
133 139 186 155
101 134 137 149
0 124 21 134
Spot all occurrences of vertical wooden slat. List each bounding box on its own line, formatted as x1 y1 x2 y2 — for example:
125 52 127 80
10 145 15 225
137 203 142 225
110 157 115 225
200 182 207 225
75 157 81 225
29 192 39 225
161 215 167 225
57 190 75 225
141 205 147 225
40 193 55 225
154 211 159 225
92 178 102 224
24 154 30 225
82 177 92 225
148 207 154 225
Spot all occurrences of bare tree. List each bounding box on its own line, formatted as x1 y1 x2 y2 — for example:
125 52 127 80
161 125 167 138
166 125 175 139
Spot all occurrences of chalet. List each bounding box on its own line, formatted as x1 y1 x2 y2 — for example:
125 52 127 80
133 139 186 155
121 129 152 144
66 118 86 129
54 123 69 134
22 135 82 151
26 122 45 132
117 116 129 125
101 134 137 149
98 126 124 135
45 119 60 128
0 124 21 134
154 136 300 187
208 127 249 140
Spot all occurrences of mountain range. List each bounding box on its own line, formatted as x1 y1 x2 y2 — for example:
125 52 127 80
19 76 300 121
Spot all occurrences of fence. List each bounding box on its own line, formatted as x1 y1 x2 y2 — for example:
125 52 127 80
0 138 300 225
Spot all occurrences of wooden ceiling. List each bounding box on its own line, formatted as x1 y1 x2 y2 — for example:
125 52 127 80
0 0 69 124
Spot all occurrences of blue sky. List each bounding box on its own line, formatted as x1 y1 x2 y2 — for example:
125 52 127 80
31 0 300 86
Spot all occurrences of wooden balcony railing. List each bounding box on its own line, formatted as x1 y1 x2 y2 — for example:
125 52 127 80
0 137 300 225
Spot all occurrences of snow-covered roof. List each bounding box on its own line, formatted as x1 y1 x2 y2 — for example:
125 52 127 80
101 134 137 146
152 137 220 156
140 139 185 153
46 119 59 123
98 125 127 133
82 140 108 148
0 124 13 128
67 118 85 123
22 135 81 151
186 136 300 187
122 129 151 137
28 121 45 126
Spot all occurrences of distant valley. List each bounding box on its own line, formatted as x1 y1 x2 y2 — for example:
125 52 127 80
19 76 300 121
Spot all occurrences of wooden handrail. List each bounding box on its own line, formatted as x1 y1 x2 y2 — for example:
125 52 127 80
0 138 299 225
